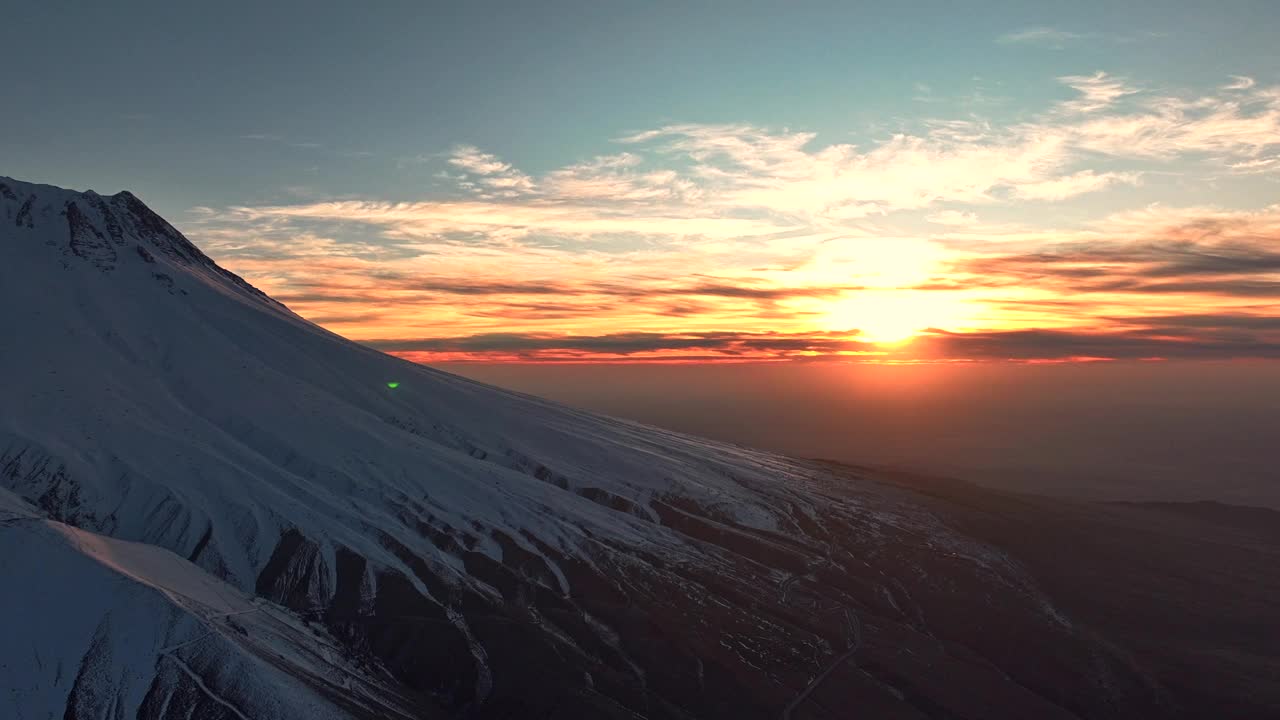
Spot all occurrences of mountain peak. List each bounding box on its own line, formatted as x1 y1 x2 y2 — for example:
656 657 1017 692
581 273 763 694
1 175 278 309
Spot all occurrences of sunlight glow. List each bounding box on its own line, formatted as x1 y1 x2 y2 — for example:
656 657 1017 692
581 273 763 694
824 290 972 344
796 237 943 289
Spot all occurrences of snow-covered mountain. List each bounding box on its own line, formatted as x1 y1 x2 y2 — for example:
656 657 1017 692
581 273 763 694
2 176 1275 719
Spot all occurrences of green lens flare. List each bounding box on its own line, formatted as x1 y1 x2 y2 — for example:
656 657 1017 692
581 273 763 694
386 381 400 389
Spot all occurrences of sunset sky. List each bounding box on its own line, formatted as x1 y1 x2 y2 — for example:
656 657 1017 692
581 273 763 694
6 1 1280 363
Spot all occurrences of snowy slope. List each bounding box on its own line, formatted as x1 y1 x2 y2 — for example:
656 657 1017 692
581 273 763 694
0 489 434 720
0 176 1186 718
2 177 794 581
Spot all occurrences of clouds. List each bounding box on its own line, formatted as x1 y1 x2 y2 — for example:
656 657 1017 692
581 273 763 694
926 210 978 226
229 198 790 243
364 330 880 363
447 145 536 195
626 124 1088 216
1009 170 1140 201
1224 75 1257 91
483 75 1277 218
951 231 1280 297
1058 72 1138 113
194 199 1280 362
229 73 1280 241
187 71 1280 363
905 205 1280 359
1066 87 1280 159
917 327 1280 361
448 145 515 176
996 27 1165 49
361 319 1280 364
997 27 1094 48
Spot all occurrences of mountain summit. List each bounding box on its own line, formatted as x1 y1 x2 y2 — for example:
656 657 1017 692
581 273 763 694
1 177 1276 719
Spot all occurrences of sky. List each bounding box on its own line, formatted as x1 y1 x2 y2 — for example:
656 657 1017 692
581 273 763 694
5 0 1280 363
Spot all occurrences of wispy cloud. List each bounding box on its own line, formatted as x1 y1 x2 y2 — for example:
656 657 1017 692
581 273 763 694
448 145 514 175
621 123 1088 215
916 327 1280 361
447 145 536 195
363 319 1280 364
228 199 792 241
1058 72 1139 113
997 27 1165 49
1223 75 1257 91
997 27 1093 48
948 222 1280 297
1010 170 1140 200
365 329 879 363
925 210 979 226
1067 90 1280 159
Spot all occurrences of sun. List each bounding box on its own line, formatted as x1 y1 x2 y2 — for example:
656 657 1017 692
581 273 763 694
795 238 967 344
823 290 968 344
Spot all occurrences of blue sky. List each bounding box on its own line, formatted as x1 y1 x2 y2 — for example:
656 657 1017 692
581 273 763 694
5 1 1280 361
6 1 1277 212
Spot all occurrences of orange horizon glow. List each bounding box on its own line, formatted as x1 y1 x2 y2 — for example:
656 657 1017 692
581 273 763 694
207 217 1278 364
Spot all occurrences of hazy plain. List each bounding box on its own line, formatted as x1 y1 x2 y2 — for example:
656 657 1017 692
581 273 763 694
446 360 1280 509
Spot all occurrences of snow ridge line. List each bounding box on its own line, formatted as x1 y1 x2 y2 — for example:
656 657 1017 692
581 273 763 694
159 652 253 720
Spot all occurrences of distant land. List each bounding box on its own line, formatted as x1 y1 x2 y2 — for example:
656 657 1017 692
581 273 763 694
446 361 1280 510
